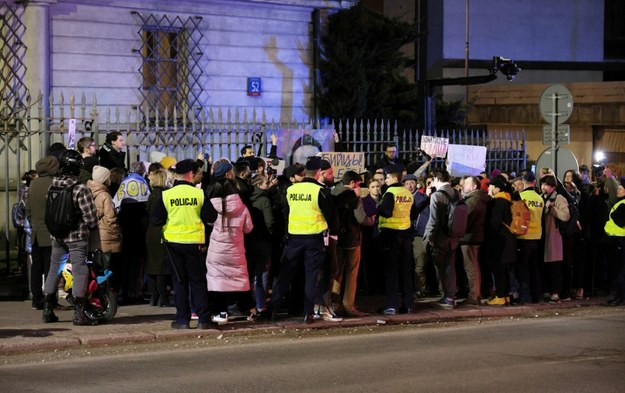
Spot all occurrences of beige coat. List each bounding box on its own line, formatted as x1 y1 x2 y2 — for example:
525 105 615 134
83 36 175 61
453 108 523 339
87 180 122 253
542 192 569 262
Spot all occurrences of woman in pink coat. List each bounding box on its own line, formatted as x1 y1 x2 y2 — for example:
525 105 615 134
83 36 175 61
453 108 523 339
205 160 256 324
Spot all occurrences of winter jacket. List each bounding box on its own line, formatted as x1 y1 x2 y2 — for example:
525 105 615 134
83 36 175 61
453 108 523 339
98 142 126 170
423 183 456 249
87 180 122 253
26 157 58 247
412 191 430 237
331 183 374 248
205 192 254 292
542 191 570 262
460 188 489 245
144 186 169 275
249 186 274 241
483 192 517 266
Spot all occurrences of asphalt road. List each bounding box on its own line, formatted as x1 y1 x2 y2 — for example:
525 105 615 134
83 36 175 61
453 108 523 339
2 310 624 393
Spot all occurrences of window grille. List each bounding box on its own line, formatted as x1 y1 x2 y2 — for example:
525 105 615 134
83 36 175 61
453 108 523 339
132 12 204 124
0 2 28 129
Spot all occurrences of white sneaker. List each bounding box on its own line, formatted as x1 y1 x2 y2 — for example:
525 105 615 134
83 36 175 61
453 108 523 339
211 312 228 325
319 306 342 322
313 304 322 320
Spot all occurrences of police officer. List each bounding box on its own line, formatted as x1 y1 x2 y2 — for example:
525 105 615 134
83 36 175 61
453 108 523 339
604 177 625 306
270 156 337 323
377 164 416 315
151 159 212 329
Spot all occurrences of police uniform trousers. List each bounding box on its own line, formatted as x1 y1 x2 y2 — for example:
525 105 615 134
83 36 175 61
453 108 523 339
379 228 414 310
166 243 210 324
272 234 325 315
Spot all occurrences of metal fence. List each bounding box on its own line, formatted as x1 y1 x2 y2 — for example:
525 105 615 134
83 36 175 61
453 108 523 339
1 91 526 269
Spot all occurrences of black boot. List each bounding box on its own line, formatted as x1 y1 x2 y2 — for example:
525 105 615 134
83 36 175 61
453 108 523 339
72 297 92 326
42 294 59 323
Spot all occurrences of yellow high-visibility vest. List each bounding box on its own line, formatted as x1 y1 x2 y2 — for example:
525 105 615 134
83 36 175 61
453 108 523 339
604 198 625 237
287 181 328 235
162 184 205 244
518 189 544 240
379 186 413 230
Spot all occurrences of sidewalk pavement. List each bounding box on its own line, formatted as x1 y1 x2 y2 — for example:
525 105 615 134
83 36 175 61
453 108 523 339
0 295 609 354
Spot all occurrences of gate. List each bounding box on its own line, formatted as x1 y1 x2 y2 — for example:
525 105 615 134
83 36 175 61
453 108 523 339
0 92 525 271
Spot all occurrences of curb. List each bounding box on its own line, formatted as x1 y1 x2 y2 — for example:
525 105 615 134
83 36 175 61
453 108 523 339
0 298 609 355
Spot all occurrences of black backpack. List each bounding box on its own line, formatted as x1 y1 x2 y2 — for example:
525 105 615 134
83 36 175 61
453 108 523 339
438 189 469 238
557 197 581 238
45 183 80 238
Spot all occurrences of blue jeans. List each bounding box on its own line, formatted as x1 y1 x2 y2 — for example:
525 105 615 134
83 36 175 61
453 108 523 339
45 239 89 298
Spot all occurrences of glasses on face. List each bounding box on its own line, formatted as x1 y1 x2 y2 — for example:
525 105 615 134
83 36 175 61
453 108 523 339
89 143 96 147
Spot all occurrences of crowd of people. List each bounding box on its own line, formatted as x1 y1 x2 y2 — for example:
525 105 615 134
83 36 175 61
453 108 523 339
12 135 625 328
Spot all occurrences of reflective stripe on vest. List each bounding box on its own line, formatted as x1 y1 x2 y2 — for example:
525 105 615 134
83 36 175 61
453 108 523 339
287 181 328 235
379 186 413 230
162 185 205 243
604 199 625 237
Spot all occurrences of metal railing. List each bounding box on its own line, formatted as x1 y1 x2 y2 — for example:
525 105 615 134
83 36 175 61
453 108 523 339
0 91 525 269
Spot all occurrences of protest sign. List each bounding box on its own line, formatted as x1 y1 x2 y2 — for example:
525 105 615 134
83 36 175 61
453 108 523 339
319 152 365 179
447 144 487 177
420 136 449 158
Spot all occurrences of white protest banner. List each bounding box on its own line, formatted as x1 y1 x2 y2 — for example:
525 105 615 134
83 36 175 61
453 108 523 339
319 152 365 179
420 136 449 158
447 144 487 177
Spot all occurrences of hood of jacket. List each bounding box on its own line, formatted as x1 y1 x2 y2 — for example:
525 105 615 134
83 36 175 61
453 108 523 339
87 179 109 198
35 156 59 176
210 193 246 216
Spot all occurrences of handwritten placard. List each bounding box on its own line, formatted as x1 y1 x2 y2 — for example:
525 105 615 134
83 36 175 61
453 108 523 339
447 144 487 176
420 136 449 158
319 151 365 179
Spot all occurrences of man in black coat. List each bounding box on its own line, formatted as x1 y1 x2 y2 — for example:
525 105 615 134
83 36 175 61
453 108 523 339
99 131 126 170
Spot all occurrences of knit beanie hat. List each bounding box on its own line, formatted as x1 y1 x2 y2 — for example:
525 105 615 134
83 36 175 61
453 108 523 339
92 165 110 184
213 161 234 179
160 156 177 170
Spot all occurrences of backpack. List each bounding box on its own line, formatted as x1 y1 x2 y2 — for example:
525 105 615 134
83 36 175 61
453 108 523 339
557 198 581 238
505 200 531 235
438 189 468 238
45 183 80 238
